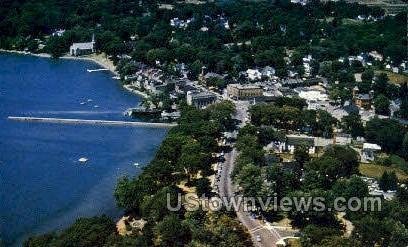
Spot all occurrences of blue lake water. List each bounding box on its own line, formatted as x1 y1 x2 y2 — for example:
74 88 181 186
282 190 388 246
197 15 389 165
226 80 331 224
0 53 167 246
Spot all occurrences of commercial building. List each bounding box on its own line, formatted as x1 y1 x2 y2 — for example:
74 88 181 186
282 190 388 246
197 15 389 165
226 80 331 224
227 84 263 100
186 91 217 108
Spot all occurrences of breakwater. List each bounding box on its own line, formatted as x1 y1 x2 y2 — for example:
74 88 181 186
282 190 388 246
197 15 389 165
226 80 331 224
7 116 177 128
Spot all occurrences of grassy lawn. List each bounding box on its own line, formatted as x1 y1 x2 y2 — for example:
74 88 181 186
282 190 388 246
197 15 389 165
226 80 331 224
287 238 301 247
342 18 364 25
279 152 294 162
375 70 408 85
359 163 408 181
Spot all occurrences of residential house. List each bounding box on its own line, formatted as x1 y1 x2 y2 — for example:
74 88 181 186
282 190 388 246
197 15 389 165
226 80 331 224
334 133 352 145
353 86 373 109
286 134 316 154
362 143 381 162
261 66 276 79
246 69 262 81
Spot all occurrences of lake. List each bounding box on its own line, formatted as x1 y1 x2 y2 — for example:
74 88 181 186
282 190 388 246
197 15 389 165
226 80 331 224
0 53 167 246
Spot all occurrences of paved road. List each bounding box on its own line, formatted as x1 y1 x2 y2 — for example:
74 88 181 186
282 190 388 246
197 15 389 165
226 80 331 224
218 101 281 247
219 148 281 247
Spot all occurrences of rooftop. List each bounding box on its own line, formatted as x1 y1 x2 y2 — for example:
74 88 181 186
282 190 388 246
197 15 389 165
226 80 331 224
363 143 381 150
188 91 217 99
228 83 261 90
70 42 94 50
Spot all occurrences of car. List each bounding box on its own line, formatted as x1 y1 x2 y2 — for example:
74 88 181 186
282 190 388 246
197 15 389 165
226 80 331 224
256 235 261 242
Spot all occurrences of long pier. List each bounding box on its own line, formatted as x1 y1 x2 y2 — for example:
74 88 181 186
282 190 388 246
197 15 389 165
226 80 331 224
7 116 177 128
87 68 109 72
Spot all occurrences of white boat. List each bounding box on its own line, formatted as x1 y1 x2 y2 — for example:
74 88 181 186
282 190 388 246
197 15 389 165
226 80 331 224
94 105 99 108
80 102 86 105
87 99 93 102
78 157 88 163
133 162 140 167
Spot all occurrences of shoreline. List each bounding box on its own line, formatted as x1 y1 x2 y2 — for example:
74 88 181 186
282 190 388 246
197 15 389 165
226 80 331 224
0 49 149 99
0 49 117 75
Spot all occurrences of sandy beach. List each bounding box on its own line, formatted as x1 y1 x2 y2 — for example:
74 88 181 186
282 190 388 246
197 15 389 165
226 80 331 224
61 53 118 76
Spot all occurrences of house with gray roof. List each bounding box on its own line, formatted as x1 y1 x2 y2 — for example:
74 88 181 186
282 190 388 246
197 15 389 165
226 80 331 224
69 35 95 56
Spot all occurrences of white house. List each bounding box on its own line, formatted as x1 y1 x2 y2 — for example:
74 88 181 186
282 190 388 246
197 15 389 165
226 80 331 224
362 143 381 162
246 69 262 81
69 35 95 56
261 66 276 79
369 51 383 61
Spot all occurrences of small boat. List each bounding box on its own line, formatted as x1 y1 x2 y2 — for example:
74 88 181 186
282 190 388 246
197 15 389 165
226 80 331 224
87 99 93 102
78 157 88 163
94 105 99 108
80 102 86 105
133 162 140 167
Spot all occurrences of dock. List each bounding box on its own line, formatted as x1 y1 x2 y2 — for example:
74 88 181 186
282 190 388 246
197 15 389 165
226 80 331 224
7 116 177 128
87 68 109 72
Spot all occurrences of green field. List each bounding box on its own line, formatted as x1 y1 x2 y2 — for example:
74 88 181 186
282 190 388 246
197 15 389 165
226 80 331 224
359 163 408 181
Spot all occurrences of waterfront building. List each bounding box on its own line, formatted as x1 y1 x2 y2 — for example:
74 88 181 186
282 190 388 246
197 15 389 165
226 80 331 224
227 83 263 100
186 91 217 108
69 35 95 56
161 111 181 120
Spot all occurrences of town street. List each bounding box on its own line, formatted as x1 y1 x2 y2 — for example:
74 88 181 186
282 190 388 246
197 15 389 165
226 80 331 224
218 100 282 247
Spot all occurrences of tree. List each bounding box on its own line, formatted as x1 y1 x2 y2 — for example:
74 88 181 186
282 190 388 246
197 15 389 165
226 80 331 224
341 112 365 137
24 216 116 247
287 189 338 228
379 171 398 191
45 36 68 57
332 176 368 199
361 69 374 83
373 94 390 115
402 133 408 160
146 48 170 65
305 156 342 186
153 214 191 247
294 144 310 169
372 73 389 96
189 60 203 80
194 178 211 197
365 118 405 153
177 140 209 183
300 225 342 247
235 163 263 197
266 165 298 199
141 186 182 222
352 216 394 246
322 145 360 178
319 236 362 247
397 96 408 120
